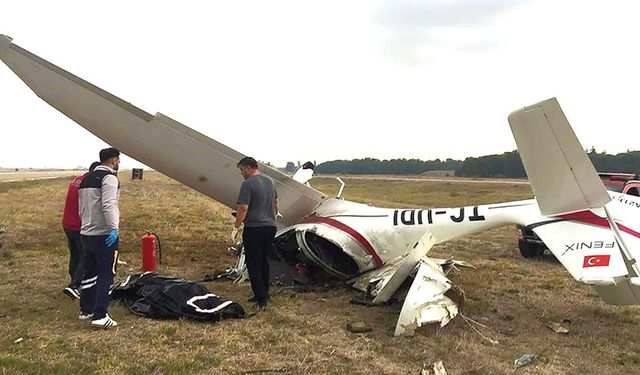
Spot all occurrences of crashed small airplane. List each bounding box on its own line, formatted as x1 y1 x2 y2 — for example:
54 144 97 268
3 35 640 336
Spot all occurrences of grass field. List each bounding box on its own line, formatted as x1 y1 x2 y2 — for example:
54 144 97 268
1 173 639 374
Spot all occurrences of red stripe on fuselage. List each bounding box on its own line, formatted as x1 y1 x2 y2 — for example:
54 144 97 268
555 211 640 239
302 215 383 268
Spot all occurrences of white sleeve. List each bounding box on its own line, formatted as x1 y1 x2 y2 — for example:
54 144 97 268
101 174 120 230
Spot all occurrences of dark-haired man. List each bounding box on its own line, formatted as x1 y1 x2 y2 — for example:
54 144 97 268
78 147 121 328
62 161 100 299
233 156 279 308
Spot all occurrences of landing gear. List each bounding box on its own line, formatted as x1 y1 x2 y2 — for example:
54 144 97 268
518 240 545 258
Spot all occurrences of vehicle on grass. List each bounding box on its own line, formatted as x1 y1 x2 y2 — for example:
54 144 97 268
599 173 640 195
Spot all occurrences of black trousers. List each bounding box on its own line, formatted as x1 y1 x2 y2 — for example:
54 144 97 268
242 226 276 302
64 228 84 289
79 234 118 319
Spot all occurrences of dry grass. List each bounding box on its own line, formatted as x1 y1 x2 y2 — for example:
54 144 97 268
1 173 639 374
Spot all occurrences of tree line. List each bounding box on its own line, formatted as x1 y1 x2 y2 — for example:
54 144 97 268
315 158 461 175
311 149 640 177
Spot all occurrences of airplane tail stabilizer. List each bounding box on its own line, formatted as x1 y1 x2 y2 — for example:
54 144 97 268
508 98 610 216
533 218 640 304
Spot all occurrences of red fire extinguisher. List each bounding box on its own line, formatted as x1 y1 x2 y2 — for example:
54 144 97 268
141 232 161 272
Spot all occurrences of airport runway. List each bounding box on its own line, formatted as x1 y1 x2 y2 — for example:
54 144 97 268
321 174 530 185
0 170 78 182
0 170 530 185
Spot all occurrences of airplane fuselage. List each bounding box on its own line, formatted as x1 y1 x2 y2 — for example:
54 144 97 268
279 192 640 283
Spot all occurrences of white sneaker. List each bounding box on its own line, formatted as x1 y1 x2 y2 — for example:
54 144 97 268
90 314 118 329
78 312 94 320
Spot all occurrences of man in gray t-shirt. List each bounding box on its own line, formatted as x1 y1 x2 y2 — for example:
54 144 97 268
232 156 279 308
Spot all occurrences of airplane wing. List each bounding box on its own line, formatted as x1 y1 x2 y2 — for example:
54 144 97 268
0 35 327 227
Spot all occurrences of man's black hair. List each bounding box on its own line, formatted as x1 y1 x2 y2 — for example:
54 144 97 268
99 147 120 163
89 161 101 172
237 156 258 169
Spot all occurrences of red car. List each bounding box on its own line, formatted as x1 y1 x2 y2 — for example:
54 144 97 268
598 172 640 195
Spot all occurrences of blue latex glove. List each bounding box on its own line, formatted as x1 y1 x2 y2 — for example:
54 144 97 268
105 229 119 247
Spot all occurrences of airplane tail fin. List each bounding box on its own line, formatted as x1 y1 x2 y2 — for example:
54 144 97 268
509 98 640 304
507 98 610 216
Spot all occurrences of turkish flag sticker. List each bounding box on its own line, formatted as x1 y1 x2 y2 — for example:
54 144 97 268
583 255 611 268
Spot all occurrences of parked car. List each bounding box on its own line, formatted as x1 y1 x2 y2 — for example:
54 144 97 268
515 172 640 258
597 172 640 195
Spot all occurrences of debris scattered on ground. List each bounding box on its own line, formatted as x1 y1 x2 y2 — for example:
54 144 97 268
202 270 228 282
350 295 376 306
460 314 499 345
433 361 447 375
0 227 5 249
346 321 372 333
349 294 395 306
13 337 23 344
419 361 447 375
243 366 288 374
498 327 517 337
544 320 569 334
419 363 428 375
227 246 239 256
514 354 535 368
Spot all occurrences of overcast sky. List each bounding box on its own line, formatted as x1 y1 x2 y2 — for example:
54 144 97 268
1 0 639 169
